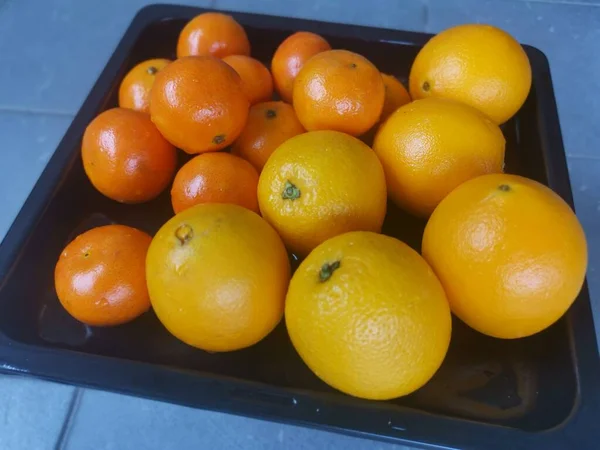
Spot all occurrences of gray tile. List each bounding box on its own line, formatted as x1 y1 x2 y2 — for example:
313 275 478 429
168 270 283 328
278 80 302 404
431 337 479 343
567 156 600 330
0 111 73 243
0 0 212 115
215 0 427 30
425 0 600 160
65 389 411 450
0 375 75 450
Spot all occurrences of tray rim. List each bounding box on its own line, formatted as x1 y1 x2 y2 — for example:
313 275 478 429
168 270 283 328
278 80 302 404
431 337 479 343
0 4 598 449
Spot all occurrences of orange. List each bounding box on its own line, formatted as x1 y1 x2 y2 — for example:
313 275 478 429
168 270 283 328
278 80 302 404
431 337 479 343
171 152 259 214
176 12 250 59
231 101 305 172
82 108 177 203
271 31 331 103
118 58 171 113
223 55 274 105
286 231 451 400
257 130 386 256
54 225 152 326
150 56 249 154
380 74 411 121
146 203 290 352
409 24 532 124
293 50 385 136
373 98 505 217
422 174 588 339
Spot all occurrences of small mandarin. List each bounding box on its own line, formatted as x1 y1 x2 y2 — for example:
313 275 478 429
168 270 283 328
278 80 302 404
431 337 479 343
223 55 274 105
293 50 385 136
82 108 177 203
177 12 250 58
271 31 331 103
150 56 249 154
171 152 259 214
380 74 411 122
118 58 171 113
231 101 305 172
54 225 152 326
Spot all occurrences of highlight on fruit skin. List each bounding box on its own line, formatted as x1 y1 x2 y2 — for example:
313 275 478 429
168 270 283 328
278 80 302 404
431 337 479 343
422 173 588 339
409 23 532 124
285 231 452 400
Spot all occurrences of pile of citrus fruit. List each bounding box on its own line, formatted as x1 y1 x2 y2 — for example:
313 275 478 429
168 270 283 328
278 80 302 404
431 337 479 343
54 13 587 401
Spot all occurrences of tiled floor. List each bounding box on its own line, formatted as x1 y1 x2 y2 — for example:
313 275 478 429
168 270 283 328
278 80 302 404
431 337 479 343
0 0 598 449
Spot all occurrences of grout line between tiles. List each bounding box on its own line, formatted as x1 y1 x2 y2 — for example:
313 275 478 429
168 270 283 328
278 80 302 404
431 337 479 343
509 0 600 7
0 107 74 117
54 388 84 450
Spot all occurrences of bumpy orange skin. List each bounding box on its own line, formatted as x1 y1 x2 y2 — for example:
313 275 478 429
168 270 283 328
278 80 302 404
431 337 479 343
286 231 452 400
380 74 411 122
271 31 331 103
150 56 249 154
223 55 274 105
171 152 259 214
146 204 290 352
409 24 532 124
54 225 152 326
82 108 177 203
373 98 505 217
176 12 250 59
231 101 305 172
293 50 385 136
422 174 588 339
118 58 171 113
257 130 387 256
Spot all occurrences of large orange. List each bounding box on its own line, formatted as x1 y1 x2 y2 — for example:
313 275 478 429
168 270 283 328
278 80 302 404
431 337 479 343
231 101 305 172
373 98 505 217
82 108 177 203
146 203 290 352
422 174 588 339
223 55 274 105
177 12 250 59
271 31 331 103
257 131 386 256
150 56 249 154
293 50 385 136
54 225 152 326
409 24 532 124
286 231 451 400
118 58 171 113
170 152 259 214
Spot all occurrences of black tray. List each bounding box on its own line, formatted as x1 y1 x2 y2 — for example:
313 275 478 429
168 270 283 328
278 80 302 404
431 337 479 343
0 4 598 449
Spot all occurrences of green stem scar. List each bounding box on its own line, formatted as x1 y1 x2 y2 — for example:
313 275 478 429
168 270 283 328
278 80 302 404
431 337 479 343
319 261 341 282
282 181 301 200
498 184 511 192
146 66 158 75
265 109 277 119
422 81 431 92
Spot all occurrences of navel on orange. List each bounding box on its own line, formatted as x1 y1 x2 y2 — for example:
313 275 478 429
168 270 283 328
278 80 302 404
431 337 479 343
422 174 587 339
